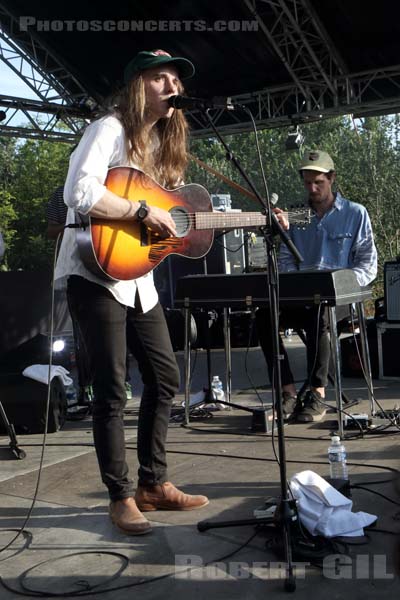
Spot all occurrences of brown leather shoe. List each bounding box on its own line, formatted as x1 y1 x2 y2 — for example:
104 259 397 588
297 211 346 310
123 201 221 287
109 497 152 535
135 482 209 511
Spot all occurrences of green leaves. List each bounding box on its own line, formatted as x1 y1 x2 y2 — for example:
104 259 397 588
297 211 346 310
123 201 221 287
0 137 71 271
1 115 399 296
188 116 400 298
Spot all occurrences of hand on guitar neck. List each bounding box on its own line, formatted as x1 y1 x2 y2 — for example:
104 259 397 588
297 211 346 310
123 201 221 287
272 207 290 231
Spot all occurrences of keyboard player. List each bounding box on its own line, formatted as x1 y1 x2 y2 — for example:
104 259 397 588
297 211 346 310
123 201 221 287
256 150 377 422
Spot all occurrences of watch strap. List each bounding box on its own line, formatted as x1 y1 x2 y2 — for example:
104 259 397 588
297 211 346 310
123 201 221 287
136 200 148 222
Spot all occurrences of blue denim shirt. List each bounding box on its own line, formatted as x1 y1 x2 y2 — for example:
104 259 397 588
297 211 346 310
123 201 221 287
278 193 377 287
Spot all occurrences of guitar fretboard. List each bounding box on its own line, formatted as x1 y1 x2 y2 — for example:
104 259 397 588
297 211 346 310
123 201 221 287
194 211 266 230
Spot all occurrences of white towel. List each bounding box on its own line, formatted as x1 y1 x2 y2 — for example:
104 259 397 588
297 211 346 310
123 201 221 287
22 364 73 387
289 470 377 538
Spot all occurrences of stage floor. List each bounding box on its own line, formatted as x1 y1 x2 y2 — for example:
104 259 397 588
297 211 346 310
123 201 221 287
0 338 399 599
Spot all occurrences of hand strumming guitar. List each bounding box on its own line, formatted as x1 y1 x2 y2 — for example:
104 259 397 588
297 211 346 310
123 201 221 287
142 205 177 237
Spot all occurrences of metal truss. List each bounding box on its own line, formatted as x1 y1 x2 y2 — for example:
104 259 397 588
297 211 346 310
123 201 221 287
2 63 400 142
245 0 347 89
0 0 399 141
0 94 89 142
0 2 96 141
189 66 400 137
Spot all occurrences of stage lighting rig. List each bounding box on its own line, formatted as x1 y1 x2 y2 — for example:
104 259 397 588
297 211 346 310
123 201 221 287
285 125 304 151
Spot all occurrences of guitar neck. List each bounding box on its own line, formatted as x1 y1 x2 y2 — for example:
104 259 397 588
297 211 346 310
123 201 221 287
195 211 266 231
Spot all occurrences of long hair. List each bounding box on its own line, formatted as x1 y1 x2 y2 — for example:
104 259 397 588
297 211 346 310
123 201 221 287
118 74 189 188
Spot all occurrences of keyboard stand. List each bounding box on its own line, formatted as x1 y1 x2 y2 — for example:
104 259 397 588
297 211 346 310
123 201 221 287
329 302 375 437
182 297 375 436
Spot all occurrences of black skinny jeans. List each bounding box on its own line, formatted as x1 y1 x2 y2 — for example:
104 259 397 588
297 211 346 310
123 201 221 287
67 276 180 502
256 304 349 389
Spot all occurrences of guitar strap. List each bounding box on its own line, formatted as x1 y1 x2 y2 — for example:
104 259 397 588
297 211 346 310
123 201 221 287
189 153 258 203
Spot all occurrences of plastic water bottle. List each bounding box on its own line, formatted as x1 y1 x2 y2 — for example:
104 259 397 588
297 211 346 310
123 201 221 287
328 435 348 480
211 375 225 402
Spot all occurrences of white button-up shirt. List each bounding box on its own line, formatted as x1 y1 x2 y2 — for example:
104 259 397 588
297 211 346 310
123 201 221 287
55 114 158 311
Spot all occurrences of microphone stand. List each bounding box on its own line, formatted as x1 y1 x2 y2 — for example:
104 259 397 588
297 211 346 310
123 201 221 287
196 109 303 592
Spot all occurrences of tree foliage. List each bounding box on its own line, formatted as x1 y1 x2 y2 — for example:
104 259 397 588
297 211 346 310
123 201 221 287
0 138 71 270
187 115 400 296
1 115 399 299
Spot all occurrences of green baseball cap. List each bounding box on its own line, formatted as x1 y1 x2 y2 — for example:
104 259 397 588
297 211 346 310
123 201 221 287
299 150 335 173
124 49 195 84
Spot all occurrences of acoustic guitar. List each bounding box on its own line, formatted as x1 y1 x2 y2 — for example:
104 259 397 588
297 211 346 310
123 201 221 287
77 166 310 281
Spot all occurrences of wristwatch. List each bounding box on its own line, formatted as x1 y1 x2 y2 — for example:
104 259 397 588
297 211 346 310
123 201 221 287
136 200 149 222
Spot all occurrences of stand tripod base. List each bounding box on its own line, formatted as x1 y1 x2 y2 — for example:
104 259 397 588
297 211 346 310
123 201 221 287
198 514 279 532
198 499 298 592
0 401 26 460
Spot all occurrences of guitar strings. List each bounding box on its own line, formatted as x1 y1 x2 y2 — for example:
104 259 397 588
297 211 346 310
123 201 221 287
169 210 310 220
169 209 311 225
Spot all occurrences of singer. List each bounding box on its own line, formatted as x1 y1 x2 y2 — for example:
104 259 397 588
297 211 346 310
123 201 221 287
55 49 209 537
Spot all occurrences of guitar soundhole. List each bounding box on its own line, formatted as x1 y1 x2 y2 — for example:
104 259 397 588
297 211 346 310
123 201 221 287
170 206 191 238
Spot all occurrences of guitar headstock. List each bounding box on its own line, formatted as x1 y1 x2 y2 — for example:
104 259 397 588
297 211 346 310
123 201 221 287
284 204 312 229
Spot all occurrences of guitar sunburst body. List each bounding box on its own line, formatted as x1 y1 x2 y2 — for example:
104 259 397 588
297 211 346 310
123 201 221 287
77 167 213 281
77 167 311 281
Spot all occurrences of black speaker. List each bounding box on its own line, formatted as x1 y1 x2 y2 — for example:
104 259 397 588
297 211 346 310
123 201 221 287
154 230 246 309
154 254 206 308
0 334 72 374
0 373 67 434
340 320 379 378
163 308 198 351
376 323 400 377
384 260 400 321
205 229 246 275
230 311 259 348
246 233 267 271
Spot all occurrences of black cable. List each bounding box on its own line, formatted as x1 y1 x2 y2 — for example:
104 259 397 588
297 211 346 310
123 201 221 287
20 551 129 597
180 421 400 442
350 485 400 506
211 105 282 466
0 530 33 563
365 527 400 535
2 443 396 595
317 397 366 437
242 310 266 407
0 235 62 555
0 528 262 597
349 311 400 432
123 444 400 476
14 438 399 491
213 233 249 255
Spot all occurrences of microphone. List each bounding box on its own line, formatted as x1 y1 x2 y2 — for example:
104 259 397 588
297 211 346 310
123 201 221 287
168 95 236 111
270 193 279 206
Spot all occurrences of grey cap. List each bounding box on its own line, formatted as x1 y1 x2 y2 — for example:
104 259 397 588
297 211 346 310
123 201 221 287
299 150 335 173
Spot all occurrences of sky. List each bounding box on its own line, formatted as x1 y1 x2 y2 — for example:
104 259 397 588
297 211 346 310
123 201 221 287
0 48 57 129
0 58 39 100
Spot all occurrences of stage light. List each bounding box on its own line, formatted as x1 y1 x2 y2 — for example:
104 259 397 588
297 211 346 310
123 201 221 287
285 125 304 151
0 110 6 122
52 339 65 353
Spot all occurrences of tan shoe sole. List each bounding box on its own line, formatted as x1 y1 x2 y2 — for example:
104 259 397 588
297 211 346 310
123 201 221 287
137 498 209 512
110 516 152 535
